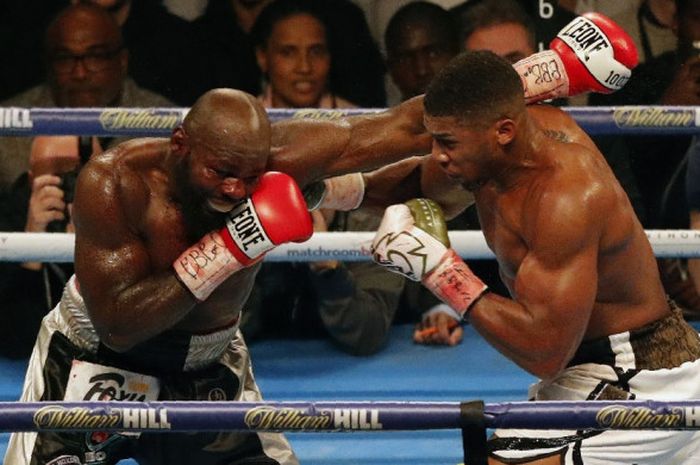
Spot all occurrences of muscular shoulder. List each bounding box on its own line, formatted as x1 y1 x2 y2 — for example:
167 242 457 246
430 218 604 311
528 105 598 152
526 144 618 251
74 142 153 233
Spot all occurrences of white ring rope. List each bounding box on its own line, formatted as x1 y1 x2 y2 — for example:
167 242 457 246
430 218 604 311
2 230 700 263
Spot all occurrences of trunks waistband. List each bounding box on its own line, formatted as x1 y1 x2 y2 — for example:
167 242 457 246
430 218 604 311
568 302 700 371
56 275 239 374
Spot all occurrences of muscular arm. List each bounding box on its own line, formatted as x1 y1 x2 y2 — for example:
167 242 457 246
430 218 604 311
468 182 604 379
73 160 196 352
267 96 432 187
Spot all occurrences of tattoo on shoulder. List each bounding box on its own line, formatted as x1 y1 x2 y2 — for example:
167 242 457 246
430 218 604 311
543 129 572 143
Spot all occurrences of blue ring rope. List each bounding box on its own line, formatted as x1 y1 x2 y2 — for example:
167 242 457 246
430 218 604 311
1 399 698 433
0 106 698 136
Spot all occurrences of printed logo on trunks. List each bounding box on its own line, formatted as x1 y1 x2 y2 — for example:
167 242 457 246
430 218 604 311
46 455 81 465
208 387 227 401
65 360 160 403
0 107 32 130
226 199 273 259
84 429 122 465
244 406 383 431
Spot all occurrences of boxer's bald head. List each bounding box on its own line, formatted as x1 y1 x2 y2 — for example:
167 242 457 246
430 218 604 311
183 88 271 167
171 89 272 239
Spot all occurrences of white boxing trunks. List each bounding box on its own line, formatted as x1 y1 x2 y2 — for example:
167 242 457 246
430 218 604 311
4 275 298 465
491 303 700 465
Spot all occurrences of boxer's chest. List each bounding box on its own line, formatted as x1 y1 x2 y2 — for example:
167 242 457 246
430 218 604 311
475 192 529 281
142 195 259 326
140 196 192 270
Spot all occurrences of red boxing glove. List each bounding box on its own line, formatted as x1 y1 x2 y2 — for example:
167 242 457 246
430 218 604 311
515 12 638 103
551 12 638 95
222 171 313 264
174 171 313 300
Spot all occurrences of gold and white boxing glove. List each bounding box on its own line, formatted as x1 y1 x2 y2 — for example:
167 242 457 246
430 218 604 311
371 198 488 317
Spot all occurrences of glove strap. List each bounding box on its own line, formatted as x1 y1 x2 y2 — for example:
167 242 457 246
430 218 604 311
173 232 245 301
422 249 488 317
223 198 274 263
514 50 570 104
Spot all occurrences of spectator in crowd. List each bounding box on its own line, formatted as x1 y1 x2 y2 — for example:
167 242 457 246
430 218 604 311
195 0 386 109
590 0 700 228
242 205 409 356
72 0 201 105
319 0 387 107
189 0 267 103
382 2 473 346
384 2 460 102
453 0 645 224
252 0 356 108
0 3 173 194
0 2 66 101
557 0 677 64
0 4 174 359
241 0 404 355
453 0 537 64
0 136 100 358
504 0 576 48
623 0 678 63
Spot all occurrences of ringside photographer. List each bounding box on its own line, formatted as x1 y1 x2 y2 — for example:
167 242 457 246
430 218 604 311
0 136 100 358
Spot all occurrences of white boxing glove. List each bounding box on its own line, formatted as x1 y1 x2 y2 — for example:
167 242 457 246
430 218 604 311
371 198 488 317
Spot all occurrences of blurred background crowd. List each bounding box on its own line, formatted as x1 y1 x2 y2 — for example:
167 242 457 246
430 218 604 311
1 0 699 360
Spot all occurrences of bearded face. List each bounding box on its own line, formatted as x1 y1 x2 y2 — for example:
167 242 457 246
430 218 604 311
172 156 229 241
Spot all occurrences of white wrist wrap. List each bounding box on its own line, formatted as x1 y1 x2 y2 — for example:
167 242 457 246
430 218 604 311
514 50 569 104
173 232 245 301
320 173 365 210
422 249 488 317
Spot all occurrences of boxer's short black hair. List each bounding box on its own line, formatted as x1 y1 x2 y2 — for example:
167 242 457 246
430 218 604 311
424 50 523 126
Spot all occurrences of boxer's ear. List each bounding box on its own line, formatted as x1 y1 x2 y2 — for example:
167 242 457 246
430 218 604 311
171 126 188 156
495 118 516 146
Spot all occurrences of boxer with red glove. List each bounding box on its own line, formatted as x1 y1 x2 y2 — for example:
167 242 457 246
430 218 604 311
174 171 313 301
371 198 487 317
515 12 638 103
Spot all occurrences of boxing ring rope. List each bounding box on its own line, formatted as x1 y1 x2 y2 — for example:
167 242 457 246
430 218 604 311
3 106 700 464
1 230 700 263
1 105 700 136
2 399 700 433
